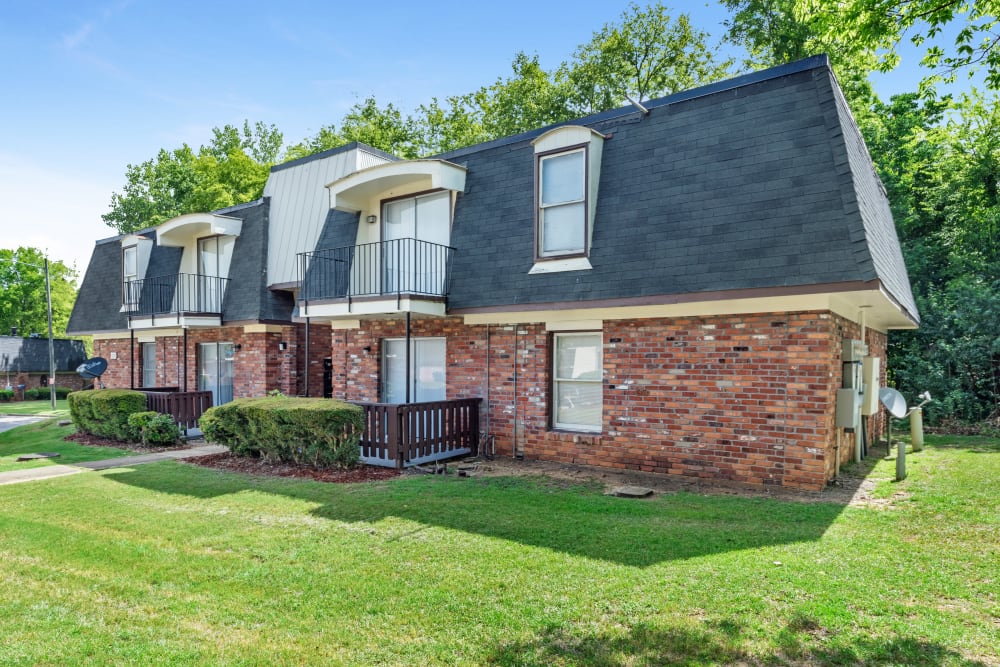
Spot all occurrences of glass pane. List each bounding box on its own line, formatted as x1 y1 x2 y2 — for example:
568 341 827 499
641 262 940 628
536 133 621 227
198 237 219 276
123 247 137 278
413 338 446 402
555 381 602 429
541 151 584 205
382 339 407 403
541 202 586 254
383 198 416 240
197 343 218 401
218 343 235 405
556 333 602 381
142 343 156 387
415 191 450 246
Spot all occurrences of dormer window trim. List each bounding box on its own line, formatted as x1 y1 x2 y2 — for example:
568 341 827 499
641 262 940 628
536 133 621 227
534 142 590 262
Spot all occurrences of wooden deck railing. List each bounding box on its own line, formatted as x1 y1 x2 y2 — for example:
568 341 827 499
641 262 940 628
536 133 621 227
141 390 214 430
353 398 482 468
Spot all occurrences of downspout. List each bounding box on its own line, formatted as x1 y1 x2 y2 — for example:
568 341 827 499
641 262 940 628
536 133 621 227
513 325 520 459
130 329 135 389
485 323 491 449
405 311 411 404
304 318 311 397
183 328 188 392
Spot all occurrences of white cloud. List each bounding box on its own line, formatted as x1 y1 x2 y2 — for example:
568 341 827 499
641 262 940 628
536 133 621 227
0 154 116 283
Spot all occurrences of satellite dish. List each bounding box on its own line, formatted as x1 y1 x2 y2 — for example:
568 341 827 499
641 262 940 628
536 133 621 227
878 387 908 419
77 357 108 379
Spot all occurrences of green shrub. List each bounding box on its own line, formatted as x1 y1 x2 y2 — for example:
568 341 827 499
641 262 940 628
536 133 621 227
200 397 363 468
127 411 181 447
0 389 12 402
22 388 39 400
68 389 148 441
55 386 73 399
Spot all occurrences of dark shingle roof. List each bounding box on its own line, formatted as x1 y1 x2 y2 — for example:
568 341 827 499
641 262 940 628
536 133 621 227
68 199 290 333
0 336 87 374
440 57 918 322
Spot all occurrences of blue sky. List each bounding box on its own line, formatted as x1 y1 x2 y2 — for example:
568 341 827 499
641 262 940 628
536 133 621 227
0 1 973 276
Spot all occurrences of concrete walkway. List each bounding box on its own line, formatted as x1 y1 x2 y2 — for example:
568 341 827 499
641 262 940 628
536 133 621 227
0 415 45 433
0 444 227 486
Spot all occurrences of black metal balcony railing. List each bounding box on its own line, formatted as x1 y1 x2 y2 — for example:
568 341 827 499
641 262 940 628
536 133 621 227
298 238 454 302
123 273 229 317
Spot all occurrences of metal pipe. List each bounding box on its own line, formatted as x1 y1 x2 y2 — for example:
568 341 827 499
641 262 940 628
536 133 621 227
130 329 135 390
304 318 311 397
513 325 520 459
835 428 841 478
405 311 411 404
43 258 56 409
183 328 188 392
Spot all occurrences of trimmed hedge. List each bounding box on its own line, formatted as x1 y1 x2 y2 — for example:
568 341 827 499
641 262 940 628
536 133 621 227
0 389 13 402
68 389 148 441
127 411 182 447
200 397 364 468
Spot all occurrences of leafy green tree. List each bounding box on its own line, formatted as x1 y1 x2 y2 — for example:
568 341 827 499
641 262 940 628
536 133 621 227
103 122 283 234
567 2 733 112
838 0 1000 89
722 0 880 110
285 98 420 160
0 248 77 339
477 52 576 137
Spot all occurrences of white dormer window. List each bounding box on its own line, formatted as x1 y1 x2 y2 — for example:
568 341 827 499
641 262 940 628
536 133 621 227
122 245 138 307
538 147 587 258
529 126 605 275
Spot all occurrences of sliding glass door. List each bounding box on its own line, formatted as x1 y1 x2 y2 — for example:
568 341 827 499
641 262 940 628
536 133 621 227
198 342 234 405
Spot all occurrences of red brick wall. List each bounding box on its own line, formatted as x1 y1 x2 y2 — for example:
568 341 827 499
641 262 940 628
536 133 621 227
93 322 332 398
325 311 891 491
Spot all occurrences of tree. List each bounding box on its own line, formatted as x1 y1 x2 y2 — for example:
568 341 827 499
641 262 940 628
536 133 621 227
722 0 881 111
0 247 77 340
838 0 1000 89
476 52 576 137
567 2 733 112
103 122 283 234
285 98 420 161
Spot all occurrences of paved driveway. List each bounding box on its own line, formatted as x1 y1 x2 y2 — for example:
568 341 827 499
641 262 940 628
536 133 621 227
0 415 45 433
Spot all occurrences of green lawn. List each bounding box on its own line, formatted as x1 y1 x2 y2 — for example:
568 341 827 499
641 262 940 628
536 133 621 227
0 398 70 417
0 420 131 473
0 433 996 666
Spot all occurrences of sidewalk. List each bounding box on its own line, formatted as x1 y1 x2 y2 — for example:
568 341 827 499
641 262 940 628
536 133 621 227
0 444 227 486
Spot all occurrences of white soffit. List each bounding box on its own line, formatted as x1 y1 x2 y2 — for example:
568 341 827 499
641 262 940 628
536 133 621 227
156 213 243 247
327 160 467 212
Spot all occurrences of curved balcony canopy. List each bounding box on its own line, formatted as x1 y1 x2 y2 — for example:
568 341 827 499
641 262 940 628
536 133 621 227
156 213 243 247
327 159 467 212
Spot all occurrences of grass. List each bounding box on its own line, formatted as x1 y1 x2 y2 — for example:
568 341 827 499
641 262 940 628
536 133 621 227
0 420 131 473
0 398 70 417
0 433 997 666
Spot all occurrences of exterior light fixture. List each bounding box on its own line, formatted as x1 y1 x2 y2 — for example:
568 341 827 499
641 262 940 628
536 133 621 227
278 341 288 351
366 214 377 224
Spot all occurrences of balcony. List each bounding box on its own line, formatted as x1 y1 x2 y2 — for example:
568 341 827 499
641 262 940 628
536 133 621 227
124 273 229 329
297 238 454 319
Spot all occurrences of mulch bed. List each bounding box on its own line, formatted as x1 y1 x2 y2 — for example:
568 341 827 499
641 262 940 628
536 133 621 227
63 431 178 453
185 452 401 484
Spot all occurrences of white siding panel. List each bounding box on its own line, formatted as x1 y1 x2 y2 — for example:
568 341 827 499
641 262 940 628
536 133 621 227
264 149 392 286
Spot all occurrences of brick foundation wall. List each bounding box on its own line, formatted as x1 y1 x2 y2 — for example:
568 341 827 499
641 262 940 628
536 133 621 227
326 311 891 491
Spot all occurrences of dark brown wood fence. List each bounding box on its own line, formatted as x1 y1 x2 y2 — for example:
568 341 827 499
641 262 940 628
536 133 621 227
354 398 481 468
141 390 214 430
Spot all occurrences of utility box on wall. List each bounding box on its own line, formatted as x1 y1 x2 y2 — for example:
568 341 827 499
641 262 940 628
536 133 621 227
862 356 881 416
836 388 860 430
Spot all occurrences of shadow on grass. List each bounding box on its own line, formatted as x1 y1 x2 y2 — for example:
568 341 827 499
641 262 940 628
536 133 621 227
489 618 990 666
104 462 849 567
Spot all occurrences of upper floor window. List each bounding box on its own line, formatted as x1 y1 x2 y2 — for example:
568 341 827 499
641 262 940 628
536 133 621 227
537 147 587 258
122 245 137 306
